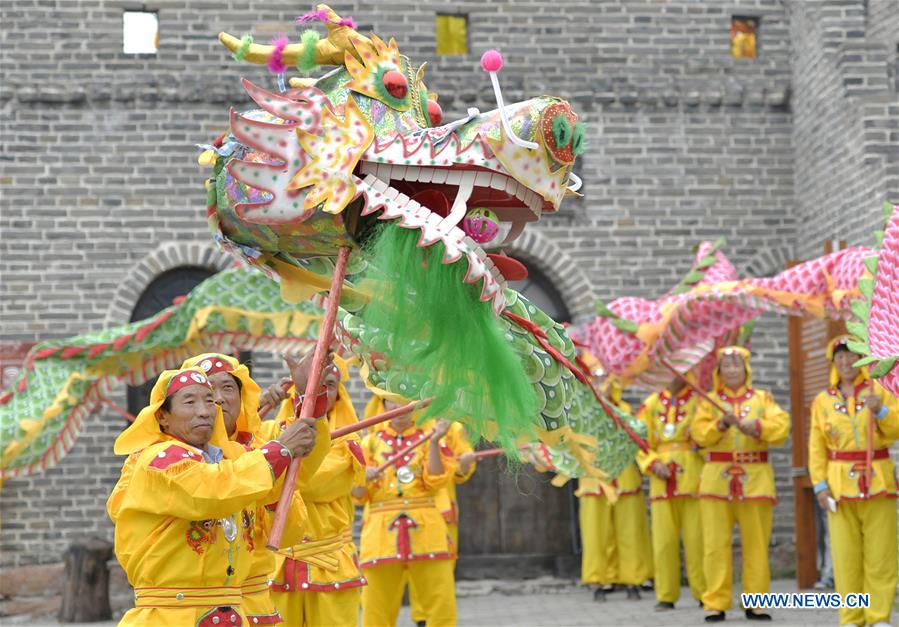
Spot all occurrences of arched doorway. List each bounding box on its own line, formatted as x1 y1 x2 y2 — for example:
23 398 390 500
125 266 216 415
455 267 578 579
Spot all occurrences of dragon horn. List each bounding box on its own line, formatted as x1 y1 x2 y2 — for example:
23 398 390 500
219 5 372 67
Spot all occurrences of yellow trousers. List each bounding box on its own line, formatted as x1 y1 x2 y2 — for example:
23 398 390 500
700 499 772 611
829 497 897 626
579 493 653 585
651 497 705 604
362 560 456 627
409 522 458 623
270 587 360 627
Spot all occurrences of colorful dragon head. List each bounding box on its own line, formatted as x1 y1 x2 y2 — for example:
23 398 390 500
208 4 583 314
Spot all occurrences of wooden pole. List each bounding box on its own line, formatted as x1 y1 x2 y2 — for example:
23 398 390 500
267 246 351 550
330 398 432 439
660 358 732 415
258 379 294 419
473 448 504 460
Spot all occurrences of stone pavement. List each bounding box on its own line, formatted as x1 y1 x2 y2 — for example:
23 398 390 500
14 578 854 626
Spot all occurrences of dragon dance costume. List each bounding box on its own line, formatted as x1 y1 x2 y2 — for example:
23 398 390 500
808 335 898 626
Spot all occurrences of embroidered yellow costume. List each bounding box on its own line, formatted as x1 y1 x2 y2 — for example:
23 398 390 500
808 336 898 626
575 361 652 594
268 358 365 627
636 380 705 606
356 418 458 626
107 368 295 627
692 346 790 615
364 395 476 625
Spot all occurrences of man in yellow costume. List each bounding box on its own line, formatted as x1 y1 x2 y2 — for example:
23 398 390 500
637 375 705 611
107 367 316 626
264 356 366 627
693 346 790 622
354 404 458 627
576 352 653 602
363 396 477 626
181 353 329 625
808 336 898 627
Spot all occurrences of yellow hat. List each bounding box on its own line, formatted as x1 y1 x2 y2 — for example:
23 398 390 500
114 368 231 455
825 335 869 388
713 345 753 391
180 353 262 437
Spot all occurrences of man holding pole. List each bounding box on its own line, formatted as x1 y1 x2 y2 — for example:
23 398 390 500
107 367 316 626
692 346 790 622
808 336 898 627
264 356 367 627
353 404 458 627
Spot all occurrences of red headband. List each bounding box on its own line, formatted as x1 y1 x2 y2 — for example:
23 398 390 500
166 370 213 398
196 355 234 376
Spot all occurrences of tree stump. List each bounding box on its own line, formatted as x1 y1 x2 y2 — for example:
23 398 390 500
58 538 113 623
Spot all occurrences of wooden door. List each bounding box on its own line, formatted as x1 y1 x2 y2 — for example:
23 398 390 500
455 455 575 579
787 242 846 589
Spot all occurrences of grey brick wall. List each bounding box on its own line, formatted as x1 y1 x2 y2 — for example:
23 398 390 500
0 0 890 572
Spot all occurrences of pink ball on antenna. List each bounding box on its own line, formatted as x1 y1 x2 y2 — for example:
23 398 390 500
480 49 504 72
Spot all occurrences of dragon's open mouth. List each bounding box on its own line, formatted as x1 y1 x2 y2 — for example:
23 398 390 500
345 159 547 314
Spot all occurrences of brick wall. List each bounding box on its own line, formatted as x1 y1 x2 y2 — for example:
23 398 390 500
3 0 884 572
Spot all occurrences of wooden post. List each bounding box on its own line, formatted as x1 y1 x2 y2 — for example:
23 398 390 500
58 539 113 623
788 242 847 589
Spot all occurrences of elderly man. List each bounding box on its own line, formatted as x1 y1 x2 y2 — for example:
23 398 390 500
107 367 316 626
181 353 329 625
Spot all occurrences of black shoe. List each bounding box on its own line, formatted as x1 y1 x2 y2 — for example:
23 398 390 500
641 580 654 591
655 601 675 611
416 622 426 627
626 586 641 600
704 611 726 622
593 587 607 602
744 610 771 621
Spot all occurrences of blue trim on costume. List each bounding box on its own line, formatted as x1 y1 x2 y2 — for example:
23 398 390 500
813 481 829 494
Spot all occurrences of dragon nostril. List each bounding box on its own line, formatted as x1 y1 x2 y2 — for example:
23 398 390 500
382 70 408 99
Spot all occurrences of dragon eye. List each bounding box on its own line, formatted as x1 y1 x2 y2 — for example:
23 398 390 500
552 114 572 149
373 66 410 107
381 69 407 99
427 99 443 126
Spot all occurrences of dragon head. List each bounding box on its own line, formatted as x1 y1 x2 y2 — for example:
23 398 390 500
208 4 583 314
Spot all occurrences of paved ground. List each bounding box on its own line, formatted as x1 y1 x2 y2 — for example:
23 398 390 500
15 579 856 626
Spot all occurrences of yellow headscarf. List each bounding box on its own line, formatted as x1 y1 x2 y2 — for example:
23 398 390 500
113 368 231 455
712 345 753 392
180 353 262 437
825 335 870 388
327 355 360 431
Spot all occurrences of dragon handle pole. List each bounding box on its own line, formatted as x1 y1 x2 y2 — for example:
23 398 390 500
267 246 351 550
330 398 432 439
660 359 732 416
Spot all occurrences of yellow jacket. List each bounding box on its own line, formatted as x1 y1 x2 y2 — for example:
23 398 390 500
357 425 457 567
809 374 899 501
110 437 293 626
636 387 704 500
270 383 365 593
179 353 317 621
693 385 790 501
